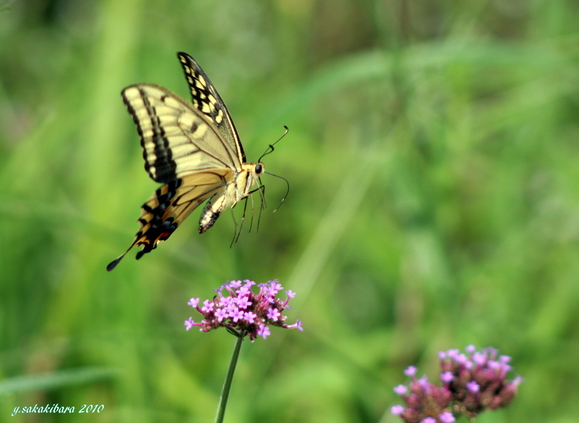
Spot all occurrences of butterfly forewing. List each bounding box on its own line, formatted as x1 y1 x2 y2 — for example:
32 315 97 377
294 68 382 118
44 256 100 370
107 53 266 271
122 85 241 183
177 52 246 162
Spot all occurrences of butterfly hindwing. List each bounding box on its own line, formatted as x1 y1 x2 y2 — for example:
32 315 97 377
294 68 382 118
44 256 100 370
106 170 234 271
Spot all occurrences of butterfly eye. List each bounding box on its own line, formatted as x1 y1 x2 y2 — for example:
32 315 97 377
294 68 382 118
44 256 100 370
255 164 263 174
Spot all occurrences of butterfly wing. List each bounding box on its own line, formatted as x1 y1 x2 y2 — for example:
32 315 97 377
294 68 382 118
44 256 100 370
122 84 242 183
107 55 260 271
107 84 243 270
106 169 233 271
177 52 246 163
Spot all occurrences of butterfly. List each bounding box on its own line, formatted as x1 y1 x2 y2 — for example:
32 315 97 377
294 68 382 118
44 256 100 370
107 52 270 271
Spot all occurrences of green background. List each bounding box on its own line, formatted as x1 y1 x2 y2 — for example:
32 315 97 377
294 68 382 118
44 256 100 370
1 0 578 422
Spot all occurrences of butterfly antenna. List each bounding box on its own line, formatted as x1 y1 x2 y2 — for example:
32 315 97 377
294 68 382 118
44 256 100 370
227 125 287 246
264 172 290 213
258 125 289 162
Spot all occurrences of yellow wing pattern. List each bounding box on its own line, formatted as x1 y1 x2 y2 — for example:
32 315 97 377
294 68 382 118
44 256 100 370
107 53 264 271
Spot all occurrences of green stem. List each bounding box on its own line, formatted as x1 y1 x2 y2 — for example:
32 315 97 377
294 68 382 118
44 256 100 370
214 332 245 423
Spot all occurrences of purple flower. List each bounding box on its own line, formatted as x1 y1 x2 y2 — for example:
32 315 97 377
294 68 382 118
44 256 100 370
267 307 281 321
231 309 245 322
439 345 522 418
391 405 405 415
286 320 304 331
439 411 455 422
201 299 214 313
392 346 522 423
257 324 270 339
183 279 302 342
215 308 228 322
244 311 257 324
235 295 252 309
184 317 195 331
466 381 480 392
446 349 460 359
394 384 408 395
440 371 454 384
404 366 417 377
229 280 242 289
393 368 452 423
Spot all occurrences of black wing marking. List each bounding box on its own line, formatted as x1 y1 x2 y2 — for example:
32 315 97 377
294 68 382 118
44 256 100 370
121 84 242 183
177 52 246 163
107 169 233 271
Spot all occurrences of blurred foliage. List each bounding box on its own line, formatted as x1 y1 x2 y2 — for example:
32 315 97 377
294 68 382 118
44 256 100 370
1 0 579 422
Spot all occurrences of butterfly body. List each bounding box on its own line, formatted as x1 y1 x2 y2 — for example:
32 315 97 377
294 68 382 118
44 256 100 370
107 53 265 271
198 162 263 233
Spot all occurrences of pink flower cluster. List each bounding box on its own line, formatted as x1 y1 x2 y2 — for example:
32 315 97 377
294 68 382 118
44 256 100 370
391 346 522 423
184 279 303 341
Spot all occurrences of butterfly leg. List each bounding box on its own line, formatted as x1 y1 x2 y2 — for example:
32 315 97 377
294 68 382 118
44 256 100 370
229 206 241 247
247 183 267 233
229 198 250 246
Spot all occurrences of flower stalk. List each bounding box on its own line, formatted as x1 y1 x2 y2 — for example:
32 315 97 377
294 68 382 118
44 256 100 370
214 331 245 423
185 279 303 423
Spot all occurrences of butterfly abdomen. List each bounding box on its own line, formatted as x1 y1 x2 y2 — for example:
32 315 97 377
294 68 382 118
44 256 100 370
199 191 228 233
199 210 221 234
